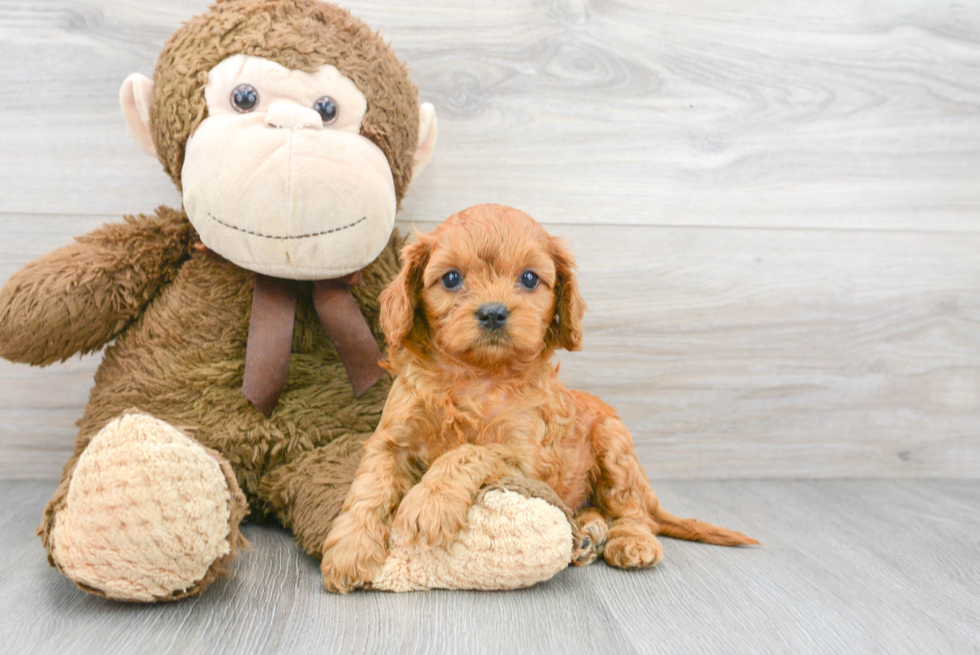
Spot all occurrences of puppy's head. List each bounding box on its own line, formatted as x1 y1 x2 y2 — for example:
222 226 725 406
380 204 586 368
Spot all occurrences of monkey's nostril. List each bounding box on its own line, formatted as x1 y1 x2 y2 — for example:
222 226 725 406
476 303 509 330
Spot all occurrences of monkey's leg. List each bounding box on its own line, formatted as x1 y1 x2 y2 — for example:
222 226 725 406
390 443 524 549
373 476 576 592
375 446 575 592
265 439 576 592
40 412 248 602
257 433 368 559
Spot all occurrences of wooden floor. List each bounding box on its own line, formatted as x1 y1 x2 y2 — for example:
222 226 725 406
2 479 978 655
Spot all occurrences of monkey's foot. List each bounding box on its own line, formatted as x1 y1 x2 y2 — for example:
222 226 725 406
48 413 248 602
372 477 573 592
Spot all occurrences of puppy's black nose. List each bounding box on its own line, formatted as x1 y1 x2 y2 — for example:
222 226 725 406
477 303 509 330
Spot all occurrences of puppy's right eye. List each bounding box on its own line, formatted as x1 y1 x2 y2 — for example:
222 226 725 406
441 270 463 290
519 270 540 290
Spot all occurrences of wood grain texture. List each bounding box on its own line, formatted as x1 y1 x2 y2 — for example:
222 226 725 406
2 217 978 479
2 479 978 654
0 0 979 230
1 0 979 479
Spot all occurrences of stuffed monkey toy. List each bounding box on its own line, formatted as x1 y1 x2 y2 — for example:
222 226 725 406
0 0 581 601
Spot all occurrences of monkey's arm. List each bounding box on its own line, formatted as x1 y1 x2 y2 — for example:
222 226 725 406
0 207 192 366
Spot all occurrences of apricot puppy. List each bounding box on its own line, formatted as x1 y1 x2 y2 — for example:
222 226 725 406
321 204 758 593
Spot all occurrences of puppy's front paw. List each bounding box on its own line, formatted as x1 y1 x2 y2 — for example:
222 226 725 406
391 484 469 549
321 530 387 594
603 521 664 569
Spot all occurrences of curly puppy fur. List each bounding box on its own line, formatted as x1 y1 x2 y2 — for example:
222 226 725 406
320 204 759 593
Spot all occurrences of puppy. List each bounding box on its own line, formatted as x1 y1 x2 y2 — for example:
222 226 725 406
321 204 758 593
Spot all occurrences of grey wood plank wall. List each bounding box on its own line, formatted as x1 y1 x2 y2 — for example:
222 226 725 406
1 0 978 479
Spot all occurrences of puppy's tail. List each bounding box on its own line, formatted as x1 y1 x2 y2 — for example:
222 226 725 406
652 506 760 547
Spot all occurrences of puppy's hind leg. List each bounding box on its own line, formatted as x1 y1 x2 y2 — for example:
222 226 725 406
589 415 665 569
591 414 759 557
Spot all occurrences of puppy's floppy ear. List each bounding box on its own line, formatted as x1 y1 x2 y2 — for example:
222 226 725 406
380 232 432 349
545 237 586 351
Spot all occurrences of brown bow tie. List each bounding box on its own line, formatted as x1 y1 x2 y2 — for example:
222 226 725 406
241 272 384 417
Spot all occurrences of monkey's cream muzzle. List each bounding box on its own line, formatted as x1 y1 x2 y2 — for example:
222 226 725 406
180 54 397 280
182 112 396 279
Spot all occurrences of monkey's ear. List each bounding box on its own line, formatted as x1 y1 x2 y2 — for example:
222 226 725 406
411 103 438 178
120 73 157 157
380 233 432 349
545 237 586 352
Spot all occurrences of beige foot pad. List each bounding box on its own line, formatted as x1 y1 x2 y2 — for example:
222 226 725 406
50 413 247 602
372 477 574 592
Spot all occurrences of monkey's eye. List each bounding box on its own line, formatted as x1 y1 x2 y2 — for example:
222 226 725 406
231 84 259 113
519 270 539 290
313 96 339 124
441 270 463 290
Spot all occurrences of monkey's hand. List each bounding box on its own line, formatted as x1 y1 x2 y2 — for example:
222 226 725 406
0 208 192 366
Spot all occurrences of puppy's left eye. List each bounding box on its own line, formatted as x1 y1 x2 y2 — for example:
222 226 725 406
442 270 463 290
519 270 539 290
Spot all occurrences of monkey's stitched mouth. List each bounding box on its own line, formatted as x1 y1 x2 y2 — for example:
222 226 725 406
207 212 367 240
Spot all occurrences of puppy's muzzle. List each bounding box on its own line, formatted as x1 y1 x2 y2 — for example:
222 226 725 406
476 303 508 331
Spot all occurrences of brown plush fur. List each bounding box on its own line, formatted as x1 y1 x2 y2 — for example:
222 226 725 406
0 0 429 600
259 432 367 557
320 205 759 593
15 209 402 561
0 212 192 367
152 0 420 200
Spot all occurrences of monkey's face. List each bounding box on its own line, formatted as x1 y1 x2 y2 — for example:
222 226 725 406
121 1 437 280
179 55 396 279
